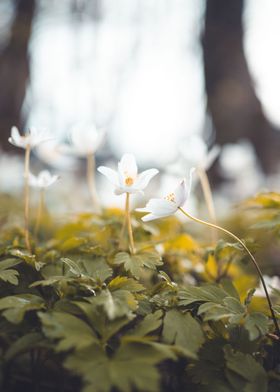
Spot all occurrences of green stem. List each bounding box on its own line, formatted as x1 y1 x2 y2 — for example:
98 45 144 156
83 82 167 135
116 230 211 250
24 145 31 253
179 207 280 335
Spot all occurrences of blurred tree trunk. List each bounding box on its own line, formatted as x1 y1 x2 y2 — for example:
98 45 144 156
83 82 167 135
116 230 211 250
202 0 280 173
0 0 35 151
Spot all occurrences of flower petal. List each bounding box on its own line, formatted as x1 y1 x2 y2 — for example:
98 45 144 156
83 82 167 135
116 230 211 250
118 153 138 178
97 166 119 187
141 213 160 222
174 169 195 207
138 198 177 216
134 168 159 190
202 145 221 171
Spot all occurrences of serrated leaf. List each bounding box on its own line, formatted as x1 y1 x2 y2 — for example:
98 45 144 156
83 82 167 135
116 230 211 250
224 345 268 391
178 284 228 307
95 289 138 320
65 341 173 392
61 257 82 276
127 310 163 337
39 311 98 351
244 313 269 340
0 294 45 324
81 257 112 282
108 276 145 292
162 309 204 358
0 269 19 285
114 252 142 278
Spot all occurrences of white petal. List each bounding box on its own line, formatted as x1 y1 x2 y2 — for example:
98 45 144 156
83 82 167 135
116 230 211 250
118 153 138 178
174 169 194 207
141 213 160 222
97 166 119 187
203 145 221 170
28 172 39 187
134 169 159 190
140 198 177 216
11 126 21 142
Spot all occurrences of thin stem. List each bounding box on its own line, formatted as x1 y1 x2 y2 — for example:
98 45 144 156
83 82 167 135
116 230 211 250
125 193 136 254
35 189 45 238
179 207 280 335
24 145 31 253
87 153 101 213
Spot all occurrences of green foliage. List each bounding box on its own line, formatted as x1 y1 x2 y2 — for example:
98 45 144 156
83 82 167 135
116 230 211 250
0 194 280 391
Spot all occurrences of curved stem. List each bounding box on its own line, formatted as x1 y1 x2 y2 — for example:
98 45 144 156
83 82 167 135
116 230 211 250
125 193 136 254
24 145 31 253
87 153 101 213
179 207 280 335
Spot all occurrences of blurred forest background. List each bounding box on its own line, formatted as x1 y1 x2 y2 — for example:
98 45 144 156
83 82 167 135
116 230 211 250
1 0 280 198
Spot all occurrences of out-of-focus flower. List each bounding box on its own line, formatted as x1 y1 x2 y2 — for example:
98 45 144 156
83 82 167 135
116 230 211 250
62 125 105 157
137 170 193 222
255 275 280 297
8 126 51 149
179 134 220 171
28 170 59 189
98 153 158 195
35 140 76 170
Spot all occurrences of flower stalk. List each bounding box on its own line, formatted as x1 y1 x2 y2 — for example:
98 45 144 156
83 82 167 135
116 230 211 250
179 207 280 336
24 144 31 253
125 193 136 254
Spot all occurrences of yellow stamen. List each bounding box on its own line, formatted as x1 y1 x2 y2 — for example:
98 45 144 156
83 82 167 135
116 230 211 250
165 192 176 202
125 177 134 186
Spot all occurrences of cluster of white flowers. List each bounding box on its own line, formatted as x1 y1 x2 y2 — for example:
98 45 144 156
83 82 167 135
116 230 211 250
8 126 220 219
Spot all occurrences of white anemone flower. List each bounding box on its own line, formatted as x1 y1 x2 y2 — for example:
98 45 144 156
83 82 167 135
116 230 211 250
178 134 220 172
63 125 105 157
98 153 159 195
137 170 194 222
28 170 59 189
8 126 51 149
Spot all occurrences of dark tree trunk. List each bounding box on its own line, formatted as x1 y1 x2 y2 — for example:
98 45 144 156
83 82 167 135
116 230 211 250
0 0 35 151
202 0 280 173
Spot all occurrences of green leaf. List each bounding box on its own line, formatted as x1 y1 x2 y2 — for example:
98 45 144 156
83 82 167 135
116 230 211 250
224 345 268 392
244 313 269 340
81 257 112 282
65 340 173 392
95 289 138 320
108 276 145 292
61 257 82 276
0 269 19 285
0 294 45 324
39 311 98 351
162 309 205 358
127 310 163 337
59 237 87 252
114 252 142 278
114 252 162 279
178 284 228 307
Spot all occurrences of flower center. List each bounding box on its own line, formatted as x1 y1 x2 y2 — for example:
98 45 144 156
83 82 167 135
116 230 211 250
125 176 134 186
165 192 176 202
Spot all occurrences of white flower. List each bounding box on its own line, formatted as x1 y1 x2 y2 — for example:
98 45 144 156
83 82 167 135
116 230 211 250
8 126 51 149
63 125 105 156
178 134 220 172
28 170 59 189
35 140 76 170
98 153 159 195
137 170 194 222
